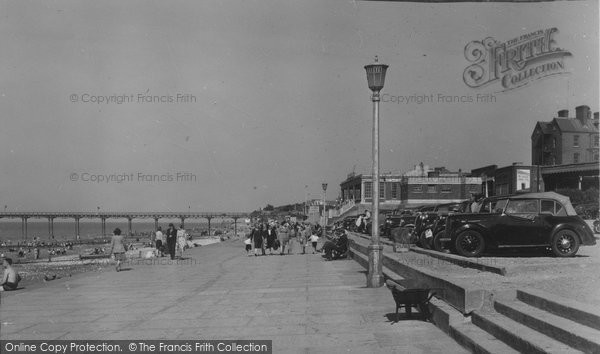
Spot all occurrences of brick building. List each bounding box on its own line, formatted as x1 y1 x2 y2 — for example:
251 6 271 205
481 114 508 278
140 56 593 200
532 105 599 165
471 163 544 197
339 163 481 209
531 105 599 191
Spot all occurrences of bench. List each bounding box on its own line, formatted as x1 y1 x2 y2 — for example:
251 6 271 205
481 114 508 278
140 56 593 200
386 280 437 321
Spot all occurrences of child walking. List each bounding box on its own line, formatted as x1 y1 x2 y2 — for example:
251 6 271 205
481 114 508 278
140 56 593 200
309 232 319 254
244 236 252 256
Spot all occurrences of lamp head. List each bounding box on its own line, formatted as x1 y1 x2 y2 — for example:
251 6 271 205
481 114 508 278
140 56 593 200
364 56 388 92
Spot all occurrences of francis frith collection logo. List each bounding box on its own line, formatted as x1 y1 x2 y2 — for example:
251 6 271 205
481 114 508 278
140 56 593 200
463 28 571 91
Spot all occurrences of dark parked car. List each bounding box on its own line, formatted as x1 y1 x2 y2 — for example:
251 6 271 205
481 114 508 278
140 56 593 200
414 202 470 249
381 214 417 238
444 192 596 257
341 216 359 231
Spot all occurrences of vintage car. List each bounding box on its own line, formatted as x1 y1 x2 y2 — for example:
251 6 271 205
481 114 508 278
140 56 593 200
414 201 470 249
444 192 596 257
381 214 417 238
340 215 360 231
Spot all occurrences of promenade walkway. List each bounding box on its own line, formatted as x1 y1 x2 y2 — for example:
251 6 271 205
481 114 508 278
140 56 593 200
0 240 467 353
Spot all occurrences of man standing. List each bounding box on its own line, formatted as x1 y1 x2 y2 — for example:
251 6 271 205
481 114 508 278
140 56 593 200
165 223 177 260
155 226 165 257
278 223 290 255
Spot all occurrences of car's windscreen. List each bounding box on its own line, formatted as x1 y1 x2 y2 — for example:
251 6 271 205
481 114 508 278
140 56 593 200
506 199 539 214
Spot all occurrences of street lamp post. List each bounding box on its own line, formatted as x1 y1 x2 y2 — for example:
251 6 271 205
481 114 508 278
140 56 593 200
304 185 308 216
321 183 328 227
364 56 388 288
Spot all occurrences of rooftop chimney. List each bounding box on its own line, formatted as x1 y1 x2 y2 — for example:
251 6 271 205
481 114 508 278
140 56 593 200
575 105 591 126
593 112 599 129
558 109 569 118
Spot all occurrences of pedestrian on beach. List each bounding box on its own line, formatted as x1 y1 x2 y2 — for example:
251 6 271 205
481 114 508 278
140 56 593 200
260 223 268 256
109 228 127 272
176 225 188 259
278 223 290 255
251 224 264 256
155 227 165 257
0 257 21 291
299 223 311 254
265 224 277 255
166 223 177 260
244 235 252 256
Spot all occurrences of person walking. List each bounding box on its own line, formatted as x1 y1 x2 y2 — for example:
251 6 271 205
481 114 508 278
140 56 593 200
278 223 290 255
165 223 177 260
244 235 253 256
108 228 127 272
309 231 319 254
177 225 188 259
298 224 309 254
155 226 165 257
265 224 277 255
251 224 263 256
260 223 268 256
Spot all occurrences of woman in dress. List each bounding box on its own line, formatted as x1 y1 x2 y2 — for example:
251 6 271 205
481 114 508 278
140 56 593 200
177 225 188 259
109 228 127 272
265 224 277 255
252 224 264 256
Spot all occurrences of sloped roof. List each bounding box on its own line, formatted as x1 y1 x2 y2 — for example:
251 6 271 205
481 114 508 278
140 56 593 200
553 118 598 133
531 121 554 139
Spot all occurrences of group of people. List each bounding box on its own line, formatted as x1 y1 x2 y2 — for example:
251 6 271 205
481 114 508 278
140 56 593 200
245 222 321 256
321 229 349 261
152 224 190 260
107 223 193 272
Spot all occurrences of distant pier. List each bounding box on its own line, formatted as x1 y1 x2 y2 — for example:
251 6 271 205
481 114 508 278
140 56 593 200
0 212 250 240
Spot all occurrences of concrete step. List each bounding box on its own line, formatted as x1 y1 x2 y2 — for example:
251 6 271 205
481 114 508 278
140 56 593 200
517 288 600 331
471 310 582 354
449 322 520 354
494 299 600 353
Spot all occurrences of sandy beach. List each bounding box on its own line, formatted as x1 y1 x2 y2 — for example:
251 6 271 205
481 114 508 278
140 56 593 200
1 236 223 290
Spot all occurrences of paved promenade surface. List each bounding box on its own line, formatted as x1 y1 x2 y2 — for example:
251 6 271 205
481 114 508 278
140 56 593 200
0 240 467 353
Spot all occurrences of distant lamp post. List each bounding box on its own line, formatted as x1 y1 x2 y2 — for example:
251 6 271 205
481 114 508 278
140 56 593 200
364 56 388 288
321 183 328 226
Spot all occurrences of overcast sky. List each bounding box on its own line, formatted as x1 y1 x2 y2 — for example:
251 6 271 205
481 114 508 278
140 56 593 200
0 0 598 212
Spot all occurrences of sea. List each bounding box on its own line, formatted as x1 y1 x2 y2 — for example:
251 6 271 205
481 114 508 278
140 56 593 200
0 219 243 244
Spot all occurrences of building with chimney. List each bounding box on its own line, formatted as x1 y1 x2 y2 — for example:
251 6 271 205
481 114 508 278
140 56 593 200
531 105 599 190
532 105 599 165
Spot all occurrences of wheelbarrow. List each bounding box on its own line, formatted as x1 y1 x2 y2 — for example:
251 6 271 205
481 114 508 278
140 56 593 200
386 279 438 321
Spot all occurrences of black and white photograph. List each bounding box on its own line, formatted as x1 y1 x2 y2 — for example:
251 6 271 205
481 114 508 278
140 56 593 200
0 0 598 352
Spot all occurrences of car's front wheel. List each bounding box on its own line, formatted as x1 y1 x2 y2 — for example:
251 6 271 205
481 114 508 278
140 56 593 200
551 229 580 257
454 230 485 257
